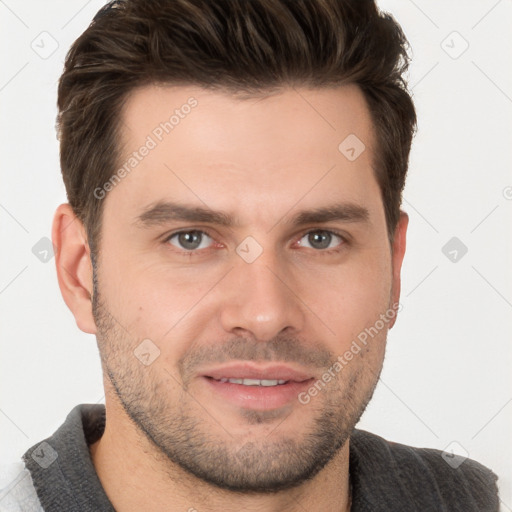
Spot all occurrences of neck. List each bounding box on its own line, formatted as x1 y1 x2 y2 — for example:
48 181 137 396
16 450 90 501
90 397 351 512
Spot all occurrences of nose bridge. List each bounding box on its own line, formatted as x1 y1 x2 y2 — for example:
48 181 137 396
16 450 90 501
220 244 305 340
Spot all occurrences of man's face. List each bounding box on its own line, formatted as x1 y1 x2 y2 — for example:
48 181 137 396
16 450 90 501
91 84 406 492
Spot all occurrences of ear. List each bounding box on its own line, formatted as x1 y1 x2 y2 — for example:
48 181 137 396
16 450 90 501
388 210 408 328
52 203 97 334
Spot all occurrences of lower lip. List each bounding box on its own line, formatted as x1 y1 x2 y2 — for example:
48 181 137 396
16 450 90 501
202 377 314 410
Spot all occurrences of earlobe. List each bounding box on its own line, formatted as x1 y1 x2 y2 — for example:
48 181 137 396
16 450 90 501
389 210 408 328
52 203 97 334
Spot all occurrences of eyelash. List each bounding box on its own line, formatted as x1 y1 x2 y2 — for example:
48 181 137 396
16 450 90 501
162 228 349 256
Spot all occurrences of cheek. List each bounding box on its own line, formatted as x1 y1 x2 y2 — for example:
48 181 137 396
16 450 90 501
308 256 392 334
101 262 222 357
99 231 393 355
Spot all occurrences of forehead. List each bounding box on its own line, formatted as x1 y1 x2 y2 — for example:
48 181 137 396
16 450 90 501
107 83 380 225
120 83 374 161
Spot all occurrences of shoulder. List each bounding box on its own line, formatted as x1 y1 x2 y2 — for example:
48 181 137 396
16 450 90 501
0 460 44 512
350 429 499 512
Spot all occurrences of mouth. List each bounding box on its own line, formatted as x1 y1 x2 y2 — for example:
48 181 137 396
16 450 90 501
199 363 315 410
209 377 290 386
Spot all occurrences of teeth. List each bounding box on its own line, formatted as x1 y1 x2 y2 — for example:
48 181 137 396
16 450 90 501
217 378 288 386
261 379 286 386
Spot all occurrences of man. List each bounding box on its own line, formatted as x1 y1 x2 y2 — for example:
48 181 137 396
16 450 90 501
1 0 499 510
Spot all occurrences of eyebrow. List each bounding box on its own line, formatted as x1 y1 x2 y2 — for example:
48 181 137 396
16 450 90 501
133 200 370 229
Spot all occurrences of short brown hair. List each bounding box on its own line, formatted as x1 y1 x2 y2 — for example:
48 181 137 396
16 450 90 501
57 0 416 255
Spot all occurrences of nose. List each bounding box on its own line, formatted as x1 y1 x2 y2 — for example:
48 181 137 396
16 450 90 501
219 250 306 341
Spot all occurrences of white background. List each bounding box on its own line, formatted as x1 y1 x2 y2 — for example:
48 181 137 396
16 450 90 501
1 0 511 508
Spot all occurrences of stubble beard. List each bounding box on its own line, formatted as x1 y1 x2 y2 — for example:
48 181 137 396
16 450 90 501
91 275 385 493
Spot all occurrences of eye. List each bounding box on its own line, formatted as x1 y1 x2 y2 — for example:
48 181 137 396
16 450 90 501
163 229 346 254
297 230 345 251
165 230 214 251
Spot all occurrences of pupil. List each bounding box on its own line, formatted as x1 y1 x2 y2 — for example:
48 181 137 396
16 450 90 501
309 231 331 249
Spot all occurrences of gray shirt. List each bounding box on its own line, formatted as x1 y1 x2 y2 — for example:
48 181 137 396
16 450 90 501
0 404 500 511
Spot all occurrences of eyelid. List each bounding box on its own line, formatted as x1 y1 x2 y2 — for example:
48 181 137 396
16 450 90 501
162 227 350 254
163 228 216 250
294 228 348 251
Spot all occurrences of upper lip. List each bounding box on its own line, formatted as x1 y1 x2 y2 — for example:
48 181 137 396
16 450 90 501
200 363 314 382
